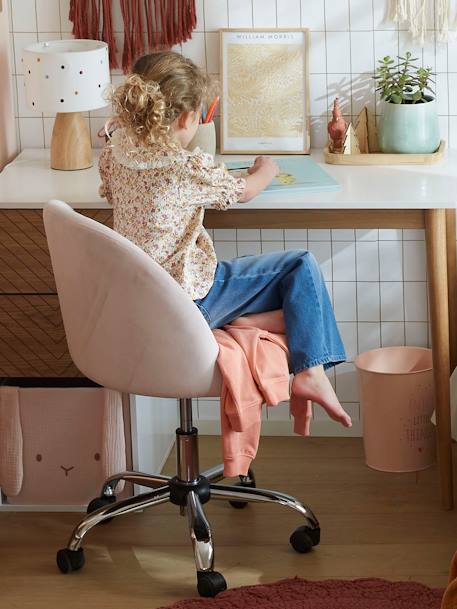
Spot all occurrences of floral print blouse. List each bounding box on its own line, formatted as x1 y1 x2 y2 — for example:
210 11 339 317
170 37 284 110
99 129 246 299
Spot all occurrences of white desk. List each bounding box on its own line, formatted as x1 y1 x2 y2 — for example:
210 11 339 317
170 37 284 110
1 148 456 510
1 148 457 209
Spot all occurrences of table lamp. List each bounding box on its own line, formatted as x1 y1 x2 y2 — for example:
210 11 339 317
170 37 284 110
22 40 111 171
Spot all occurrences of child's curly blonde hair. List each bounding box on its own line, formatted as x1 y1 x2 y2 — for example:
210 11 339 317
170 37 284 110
109 51 212 147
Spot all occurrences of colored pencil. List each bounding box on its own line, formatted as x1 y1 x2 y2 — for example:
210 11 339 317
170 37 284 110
204 96 219 124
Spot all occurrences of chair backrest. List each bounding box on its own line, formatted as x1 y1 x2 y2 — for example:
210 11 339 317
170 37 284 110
43 200 221 398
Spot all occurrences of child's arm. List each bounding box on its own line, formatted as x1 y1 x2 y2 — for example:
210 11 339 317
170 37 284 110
183 152 277 210
239 156 280 203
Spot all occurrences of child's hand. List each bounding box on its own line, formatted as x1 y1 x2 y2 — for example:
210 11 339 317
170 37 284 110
248 156 280 179
238 156 280 203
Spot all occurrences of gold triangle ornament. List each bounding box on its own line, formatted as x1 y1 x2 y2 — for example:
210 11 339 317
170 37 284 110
354 108 369 153
366 108 379 152
354 106 380 153
342 123 360 155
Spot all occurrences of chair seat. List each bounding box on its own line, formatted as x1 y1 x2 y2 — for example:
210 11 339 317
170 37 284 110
197 367 222 399
136 363 222 399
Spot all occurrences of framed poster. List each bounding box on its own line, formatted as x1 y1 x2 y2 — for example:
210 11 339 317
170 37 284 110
219 28 310 154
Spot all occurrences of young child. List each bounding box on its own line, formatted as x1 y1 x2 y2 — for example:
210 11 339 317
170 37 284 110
99 51 351 429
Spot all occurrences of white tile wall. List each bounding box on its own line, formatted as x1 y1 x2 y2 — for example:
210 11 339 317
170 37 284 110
7 0 441 435
9 0 457 148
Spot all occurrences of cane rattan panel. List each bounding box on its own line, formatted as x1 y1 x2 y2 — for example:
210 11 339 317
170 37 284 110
0 210 113 294
0 294 81 377
0 209 113 377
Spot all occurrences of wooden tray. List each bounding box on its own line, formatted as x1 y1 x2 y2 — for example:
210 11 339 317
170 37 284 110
324 140 446 165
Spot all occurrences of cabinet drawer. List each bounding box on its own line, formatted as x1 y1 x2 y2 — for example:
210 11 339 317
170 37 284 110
0 209 113 294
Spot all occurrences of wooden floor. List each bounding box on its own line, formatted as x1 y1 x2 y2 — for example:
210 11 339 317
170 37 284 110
0 437 455 609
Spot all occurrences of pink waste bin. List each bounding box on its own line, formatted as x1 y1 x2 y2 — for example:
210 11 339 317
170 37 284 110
355 346 436 472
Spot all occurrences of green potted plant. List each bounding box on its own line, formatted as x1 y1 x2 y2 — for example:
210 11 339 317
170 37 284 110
375 52 440 154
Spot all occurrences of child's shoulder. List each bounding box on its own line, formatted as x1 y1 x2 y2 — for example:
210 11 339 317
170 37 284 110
185 147 215 166
183 147 222 179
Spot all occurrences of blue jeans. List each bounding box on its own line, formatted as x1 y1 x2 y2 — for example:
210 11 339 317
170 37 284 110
194 250 346 374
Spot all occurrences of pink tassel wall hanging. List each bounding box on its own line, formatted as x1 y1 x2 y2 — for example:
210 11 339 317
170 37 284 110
120 0 133 70
102 0 119 69
132 0 145 63
69 0 198 73
89 0 99 39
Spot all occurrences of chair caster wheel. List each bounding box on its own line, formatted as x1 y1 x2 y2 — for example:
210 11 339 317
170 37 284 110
56 548 85 573
197 570 227 597
87 494 116 524
229 469 256 509
289 525 321 554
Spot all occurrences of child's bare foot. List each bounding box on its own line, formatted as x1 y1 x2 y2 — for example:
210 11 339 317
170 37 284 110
291 365 352 428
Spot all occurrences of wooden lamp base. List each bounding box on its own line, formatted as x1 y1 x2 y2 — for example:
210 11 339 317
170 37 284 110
50 112 93 171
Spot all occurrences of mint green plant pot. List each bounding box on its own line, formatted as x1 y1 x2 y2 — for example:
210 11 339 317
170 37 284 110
378 98 440 154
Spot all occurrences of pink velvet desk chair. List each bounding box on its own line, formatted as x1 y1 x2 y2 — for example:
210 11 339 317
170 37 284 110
43 200 320 598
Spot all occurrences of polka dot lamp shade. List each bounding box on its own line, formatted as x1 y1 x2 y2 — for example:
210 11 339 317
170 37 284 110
22 39 110 114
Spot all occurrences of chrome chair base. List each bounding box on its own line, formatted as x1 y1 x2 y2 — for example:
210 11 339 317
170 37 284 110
56 399 320 598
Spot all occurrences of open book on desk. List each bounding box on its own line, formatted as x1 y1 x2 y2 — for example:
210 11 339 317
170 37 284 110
225 156 340 194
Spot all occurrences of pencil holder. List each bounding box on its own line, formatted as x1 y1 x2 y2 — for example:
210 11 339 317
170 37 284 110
187 121 216 157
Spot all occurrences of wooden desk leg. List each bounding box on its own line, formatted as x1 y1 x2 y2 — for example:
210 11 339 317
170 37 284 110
446 209 457 374
425 209 454 510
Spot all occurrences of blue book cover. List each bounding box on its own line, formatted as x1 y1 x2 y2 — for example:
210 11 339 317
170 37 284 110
225 156 340 193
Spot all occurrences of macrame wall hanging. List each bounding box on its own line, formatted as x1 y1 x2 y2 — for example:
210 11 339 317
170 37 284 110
69 0 197 73
387 0 453 45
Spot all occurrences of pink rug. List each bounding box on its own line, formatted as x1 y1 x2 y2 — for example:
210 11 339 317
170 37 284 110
161 577 444 609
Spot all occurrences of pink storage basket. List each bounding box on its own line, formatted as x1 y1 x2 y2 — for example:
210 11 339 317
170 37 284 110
355 346 436 473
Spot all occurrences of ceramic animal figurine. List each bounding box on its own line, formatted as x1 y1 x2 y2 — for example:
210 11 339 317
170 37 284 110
327 97 348 153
